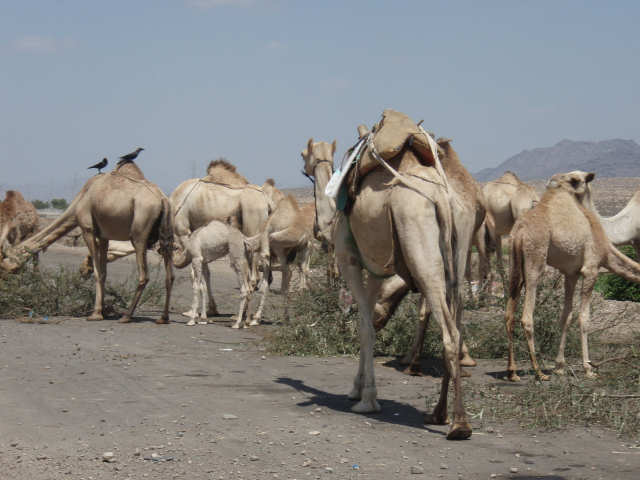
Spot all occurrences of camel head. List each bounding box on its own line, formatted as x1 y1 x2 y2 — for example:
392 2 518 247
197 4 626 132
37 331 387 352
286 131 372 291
301 138 336 177
262 178 285 207
546 170 595 209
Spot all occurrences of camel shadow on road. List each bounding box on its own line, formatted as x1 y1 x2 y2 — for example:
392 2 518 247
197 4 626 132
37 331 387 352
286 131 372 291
275 377 447 436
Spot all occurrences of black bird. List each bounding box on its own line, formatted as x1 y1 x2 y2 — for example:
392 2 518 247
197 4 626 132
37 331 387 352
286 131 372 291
88 157 108 174
117 147 145 165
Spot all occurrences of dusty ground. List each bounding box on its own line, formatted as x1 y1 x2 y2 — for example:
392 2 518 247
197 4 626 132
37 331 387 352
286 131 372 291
1 245 639 480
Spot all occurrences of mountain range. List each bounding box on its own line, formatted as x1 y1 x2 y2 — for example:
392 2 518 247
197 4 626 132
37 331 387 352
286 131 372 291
474 139 640 182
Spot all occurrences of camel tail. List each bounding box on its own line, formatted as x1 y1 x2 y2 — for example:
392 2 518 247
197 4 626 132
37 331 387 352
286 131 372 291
157 197 174 260
605 245 640 284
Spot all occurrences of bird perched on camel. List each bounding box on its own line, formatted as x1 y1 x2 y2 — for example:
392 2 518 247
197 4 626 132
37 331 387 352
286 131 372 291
88 158 108 174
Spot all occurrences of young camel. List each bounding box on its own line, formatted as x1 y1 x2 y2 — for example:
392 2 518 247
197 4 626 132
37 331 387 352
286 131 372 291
480 171 539 292
301 139 339 283
0 162 174 323
335 109 470 440
171 160 271 318
175 220 267 328
505 170 640 381
0 190 39 257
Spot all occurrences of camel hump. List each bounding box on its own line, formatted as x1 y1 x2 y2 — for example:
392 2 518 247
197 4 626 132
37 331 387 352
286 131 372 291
206 159 249 185
114 161 146 180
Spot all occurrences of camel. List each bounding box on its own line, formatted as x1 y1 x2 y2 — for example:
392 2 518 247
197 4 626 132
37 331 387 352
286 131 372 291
334 109 471 440
0 190 39 257
257 194 315 321
479 171 539 292
0 162 174 323
599 188 640 259
301 138 339 283
505 170 640 381
176 219 267 328
170 160 272 318
371 136 485 373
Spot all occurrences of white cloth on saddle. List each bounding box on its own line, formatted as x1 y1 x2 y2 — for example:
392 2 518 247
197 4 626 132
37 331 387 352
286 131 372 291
324 136 368 200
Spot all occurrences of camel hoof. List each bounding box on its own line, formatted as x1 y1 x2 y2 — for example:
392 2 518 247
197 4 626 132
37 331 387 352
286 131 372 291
156 317 169 325
508 372 520 382
447 422 472 440
460 355 477 367
231 323 243 329
187 319 196 326
87 313 103 322
207 309 219 317
423 411 449 426
536 373 550 382
119 315 131 324
182 310 195 318
249 318 260 326
553 367 565 376
585 370 597 379
351 399 381 413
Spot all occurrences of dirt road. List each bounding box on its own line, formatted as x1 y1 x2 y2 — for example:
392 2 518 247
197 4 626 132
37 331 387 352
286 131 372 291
0 246 638 479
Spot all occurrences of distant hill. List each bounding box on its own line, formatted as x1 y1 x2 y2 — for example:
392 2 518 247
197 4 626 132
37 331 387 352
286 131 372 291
474 139 640 182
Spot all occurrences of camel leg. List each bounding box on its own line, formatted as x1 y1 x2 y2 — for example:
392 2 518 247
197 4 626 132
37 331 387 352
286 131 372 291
495 235 506 296
202 263 219 317
276 250 293 321
553 274 578 375
250 270 269 325
158 244 173 324
391 205 470 440
182 265 198 318
520 263 547 381
231 280 251 329
505 243 525 381
402 297 430 374
476 229 490 293
298 244 312 291
372 275 410 331
576 269 597 378
187 260 203 326
334 216 382 412
120 241 149 323
82 231 105 321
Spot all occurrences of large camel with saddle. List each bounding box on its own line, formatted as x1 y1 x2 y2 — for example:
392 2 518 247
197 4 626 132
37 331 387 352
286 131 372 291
334 109 471 440
0 162 174 323
371 135 485 373
505 171 640 381
171 160 272 318
0 190 39 257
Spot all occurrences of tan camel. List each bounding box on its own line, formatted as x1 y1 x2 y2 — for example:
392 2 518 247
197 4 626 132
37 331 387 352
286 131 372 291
171 160 271 319
0 162 174 323
479 171 539 291
301 138 339 283
257 194 315 321
0 190 39 257
599 188 640 258
505 170 640 381
334 109 470 440
372 136 485 372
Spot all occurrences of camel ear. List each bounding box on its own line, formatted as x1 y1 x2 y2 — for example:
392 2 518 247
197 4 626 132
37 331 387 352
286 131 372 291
357 124 369 138
586 172 595 183
307 138 314 154
331 139 337 156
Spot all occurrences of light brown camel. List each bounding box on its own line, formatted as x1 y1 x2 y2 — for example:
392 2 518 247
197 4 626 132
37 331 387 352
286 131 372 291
0 162 174 323
599 188 640 259
0 190 39 257
479 171 539 292
372 136 485 372
505 170 640 381
171 160 271 319
334 109 470 440
257 194 315 321
301 138 339 283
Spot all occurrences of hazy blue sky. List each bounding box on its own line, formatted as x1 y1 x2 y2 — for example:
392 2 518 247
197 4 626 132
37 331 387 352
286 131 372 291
1 0 639 198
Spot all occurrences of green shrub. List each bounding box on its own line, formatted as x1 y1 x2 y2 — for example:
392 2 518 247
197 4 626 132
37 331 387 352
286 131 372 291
595 245 640 302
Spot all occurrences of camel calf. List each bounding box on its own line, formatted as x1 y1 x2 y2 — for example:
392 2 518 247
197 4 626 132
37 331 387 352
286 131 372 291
505 171 640 381
174 220 268 328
